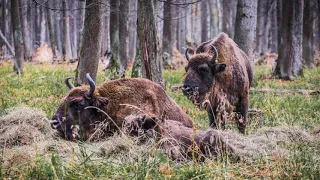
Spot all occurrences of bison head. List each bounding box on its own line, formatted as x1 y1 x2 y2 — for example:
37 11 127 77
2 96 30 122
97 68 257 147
182 47 226 109
50 73 108 140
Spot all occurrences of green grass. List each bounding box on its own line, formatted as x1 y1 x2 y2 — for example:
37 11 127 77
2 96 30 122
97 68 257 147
0 63 320 179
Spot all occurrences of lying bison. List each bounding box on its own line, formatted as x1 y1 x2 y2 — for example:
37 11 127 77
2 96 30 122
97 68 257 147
182 33 253 134
51 74 193 141
124 115 238 162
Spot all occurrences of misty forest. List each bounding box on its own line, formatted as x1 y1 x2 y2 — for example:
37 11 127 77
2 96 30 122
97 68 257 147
0 0 320 179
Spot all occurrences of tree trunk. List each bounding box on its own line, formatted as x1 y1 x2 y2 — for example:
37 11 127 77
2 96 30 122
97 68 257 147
11 0 24 74
28 0 34 54
179 9 186 52
162 0 173 67
175 6 180 50
70 0 78 59
109 0 120 76
208 0 219 38
128 0 137 63
131 38 142 78
269 1 277 53
76 0 103 84
302 0 316 68
119 0 129 78
256 0 270 56
40 7 46 46
201 0 208 42
105 5 111 54
78 0 85 56
292 0 304 76
62 0 72 61
234 0 258 69
46 0 57 58
55 11 62 55
275 0 304 80
318 0 320 49
137 0 163 85
19 0 31 60
222 0 237 38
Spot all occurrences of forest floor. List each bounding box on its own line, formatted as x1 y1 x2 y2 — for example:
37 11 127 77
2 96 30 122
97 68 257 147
0 62 320 179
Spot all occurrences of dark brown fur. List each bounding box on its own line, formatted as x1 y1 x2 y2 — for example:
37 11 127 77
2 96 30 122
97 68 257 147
124 115 238 162
51 78 193 141
183 33 253 133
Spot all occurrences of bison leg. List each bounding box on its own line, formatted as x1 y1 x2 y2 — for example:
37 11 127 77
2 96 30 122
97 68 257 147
208 110 217 129
237 96 249 134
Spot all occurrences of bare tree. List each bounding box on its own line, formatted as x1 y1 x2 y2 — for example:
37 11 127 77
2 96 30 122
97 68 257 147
128 0 137 63
11 0 24 74
109 0 120 76
201 0 208 42
302 0 316 68
275 0 304 80
76 0 103 84
162 0 173 67
222 0 237 38
40 7 46 46
208 0 219 38
256 0 270 56
268 1 277 53
119 0 129 78
234 0 258 69
46 0 57 58
78 0 86 55
62 0 72 61
19 0 31 60
137 0 162 85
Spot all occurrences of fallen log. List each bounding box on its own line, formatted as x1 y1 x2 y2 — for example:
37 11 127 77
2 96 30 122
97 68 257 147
250 88 320 95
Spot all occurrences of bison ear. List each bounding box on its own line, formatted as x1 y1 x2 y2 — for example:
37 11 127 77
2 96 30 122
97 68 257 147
214 63 226 73
93 97 109 108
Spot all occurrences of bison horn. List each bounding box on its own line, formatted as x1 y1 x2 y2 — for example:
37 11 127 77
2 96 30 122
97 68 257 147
211 46 218 63
86 73 96 97
65 77 75 90
185 48 190 61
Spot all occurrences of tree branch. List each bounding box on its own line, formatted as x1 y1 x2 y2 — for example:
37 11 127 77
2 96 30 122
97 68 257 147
0 30 15 56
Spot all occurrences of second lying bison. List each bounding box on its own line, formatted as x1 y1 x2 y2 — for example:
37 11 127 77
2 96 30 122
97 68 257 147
124 115 238 162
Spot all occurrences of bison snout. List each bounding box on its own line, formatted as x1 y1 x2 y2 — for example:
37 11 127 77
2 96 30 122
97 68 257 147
182 85 193 95
50 119 61 129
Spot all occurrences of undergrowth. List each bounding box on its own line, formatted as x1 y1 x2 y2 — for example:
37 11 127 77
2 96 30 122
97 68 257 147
0 63 319 179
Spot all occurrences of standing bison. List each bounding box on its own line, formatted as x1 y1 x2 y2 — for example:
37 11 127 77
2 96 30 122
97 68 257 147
51 74 194 141
182 33 253 134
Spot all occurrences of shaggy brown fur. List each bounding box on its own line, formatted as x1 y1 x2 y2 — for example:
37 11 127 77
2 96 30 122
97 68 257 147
183 33 253 133
51 78 193 141
124 115 237 162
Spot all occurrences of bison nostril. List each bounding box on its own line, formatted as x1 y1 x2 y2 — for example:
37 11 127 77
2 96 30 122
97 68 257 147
182 85 193 94
50 119 61 129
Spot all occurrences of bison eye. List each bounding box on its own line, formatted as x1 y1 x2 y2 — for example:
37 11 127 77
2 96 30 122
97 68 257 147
198 64 210 73
71 103 84 110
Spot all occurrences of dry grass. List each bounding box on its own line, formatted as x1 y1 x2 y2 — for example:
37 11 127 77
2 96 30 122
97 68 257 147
1 107 318 169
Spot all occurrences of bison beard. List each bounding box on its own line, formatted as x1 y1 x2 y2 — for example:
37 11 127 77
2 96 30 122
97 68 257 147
51 74 194 141
182 33 253 134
